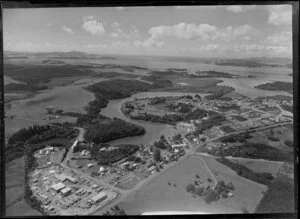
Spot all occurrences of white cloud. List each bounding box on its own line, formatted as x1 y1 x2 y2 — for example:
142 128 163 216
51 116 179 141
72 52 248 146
266 5 292 26
82 16 105 36
47 22 52 27
148 23 260 42
133 38 164 49
62 26 74 34
85 44 107 49
189 43 291 56
266 31 292 46
226 5 256 13
111 32 119 38
149 23 217 40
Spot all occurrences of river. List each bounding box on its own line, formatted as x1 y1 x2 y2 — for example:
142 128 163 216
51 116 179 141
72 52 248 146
101 92 209 146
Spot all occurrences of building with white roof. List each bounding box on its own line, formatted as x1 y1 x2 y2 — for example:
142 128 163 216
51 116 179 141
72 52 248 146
51 182 66 192
171 143 186 149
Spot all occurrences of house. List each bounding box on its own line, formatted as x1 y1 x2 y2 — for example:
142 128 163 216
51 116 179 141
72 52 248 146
99 167 105 173
39 149 44 155
60 187 72 197
171 143 186 149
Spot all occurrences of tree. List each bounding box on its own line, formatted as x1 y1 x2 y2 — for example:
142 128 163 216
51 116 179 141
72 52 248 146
207 177 212 183
203 189 219 204
186 184 195 193
153 148 161 162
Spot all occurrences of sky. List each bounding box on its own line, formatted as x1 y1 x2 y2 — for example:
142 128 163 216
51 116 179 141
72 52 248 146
3 5 293 58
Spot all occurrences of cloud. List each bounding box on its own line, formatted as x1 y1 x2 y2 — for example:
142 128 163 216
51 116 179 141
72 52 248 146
266 31 292 47
85 44 107 49
226 5 256 13
189 43 291 56
149 23 217 40
82 16 105 36
47 22 52 27
133 38 164 49
62 26 74 34
116 7 125 10
148 23 260 42
266 5 292 26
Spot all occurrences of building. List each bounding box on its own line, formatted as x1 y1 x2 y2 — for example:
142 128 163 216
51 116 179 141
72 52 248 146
171 143 186 149
87 163 94 168
51 182 66 192
148 166 156 173
54 174 78 183
91 192 107 204
60 187 72 197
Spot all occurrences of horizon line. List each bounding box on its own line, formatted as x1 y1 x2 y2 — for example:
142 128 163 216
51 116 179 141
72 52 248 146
4 50 293 60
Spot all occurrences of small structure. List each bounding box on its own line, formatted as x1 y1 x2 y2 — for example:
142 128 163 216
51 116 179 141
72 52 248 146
91 192 107 204
60 187 72 197
87 163 94 168
54 173 78 183
148 166 156 173
171 143 186 149
39 149 44 155
99 167 105 173
51 182 66 192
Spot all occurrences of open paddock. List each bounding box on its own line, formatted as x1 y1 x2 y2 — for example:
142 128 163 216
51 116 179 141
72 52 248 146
118 155 238 215
200 155 268 213
115 174 141 190
6 157 41 216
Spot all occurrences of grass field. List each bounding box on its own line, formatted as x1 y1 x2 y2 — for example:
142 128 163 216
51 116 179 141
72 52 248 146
118 156 240 215
5 157 41 216
115 174 141 190
201 155 268 213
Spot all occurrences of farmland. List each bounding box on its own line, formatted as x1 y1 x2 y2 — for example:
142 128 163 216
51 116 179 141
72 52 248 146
118 155 267 214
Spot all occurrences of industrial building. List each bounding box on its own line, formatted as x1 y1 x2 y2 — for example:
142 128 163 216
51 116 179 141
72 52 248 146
60 187 72 197
54 173 78 183
91 192 107 204
51 182 66 192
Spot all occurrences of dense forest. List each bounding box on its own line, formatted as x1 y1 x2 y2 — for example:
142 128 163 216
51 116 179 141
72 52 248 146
85 118 145 144
90 144 139 165
216 157 274 185
8 125 78 144
206 142 293 162
84 79 158 115
4 64 94 84
255 81 293 94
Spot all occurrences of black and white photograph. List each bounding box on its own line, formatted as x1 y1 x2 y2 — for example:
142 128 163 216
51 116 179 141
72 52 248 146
1 2 297 217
